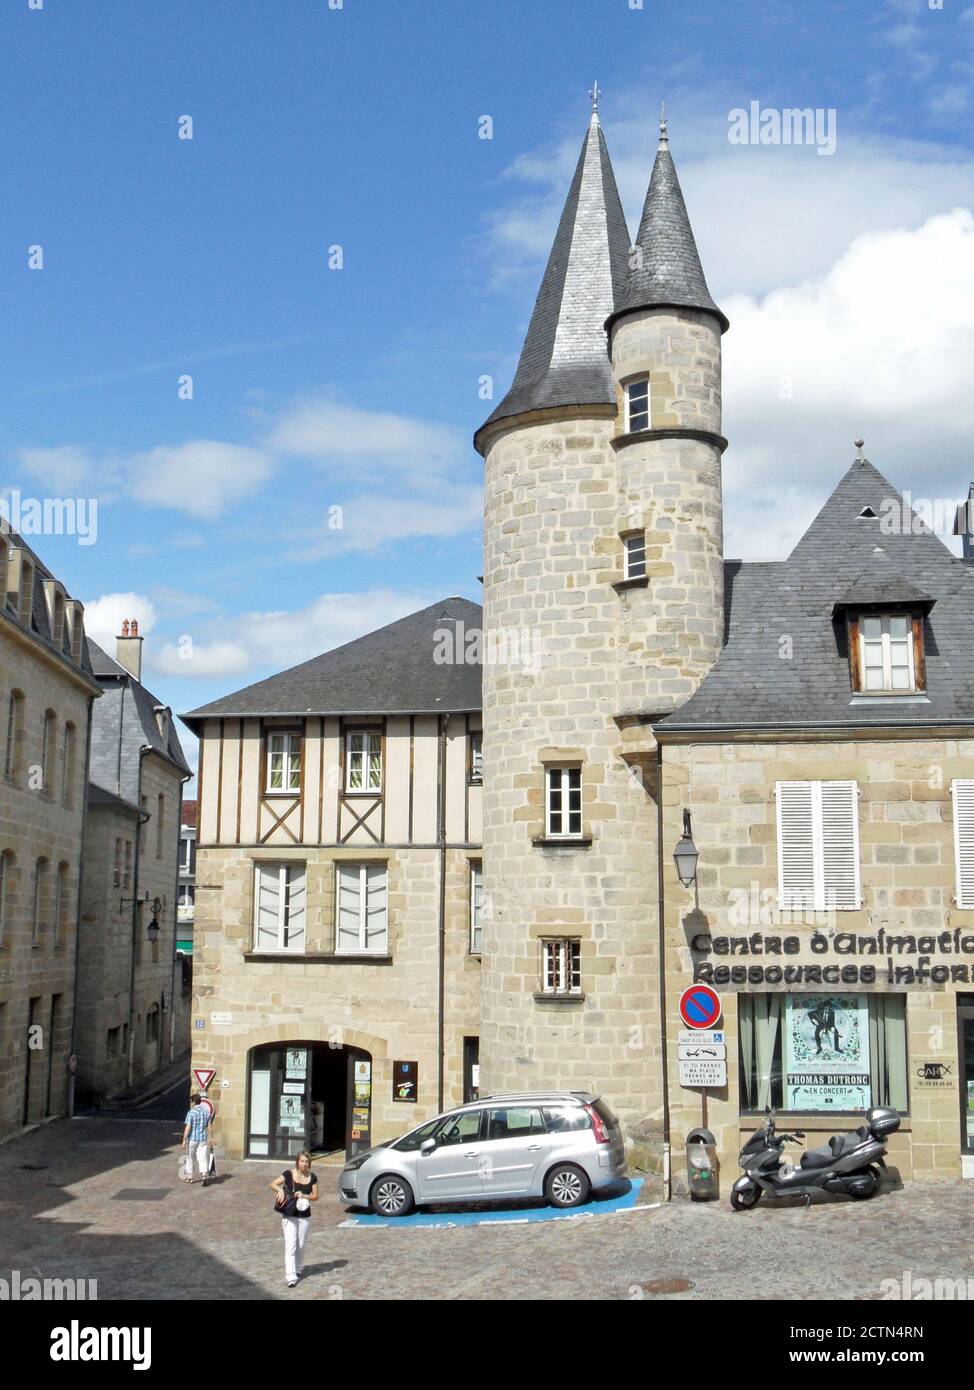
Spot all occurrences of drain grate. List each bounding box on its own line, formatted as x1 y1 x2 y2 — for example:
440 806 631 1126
113 1188 170 1202
638 1277 695 1296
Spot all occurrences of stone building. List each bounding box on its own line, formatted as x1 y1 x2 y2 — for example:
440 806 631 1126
0 527 98 1141
183 599 483 1159
188 101 974 1188
74 621 192 1103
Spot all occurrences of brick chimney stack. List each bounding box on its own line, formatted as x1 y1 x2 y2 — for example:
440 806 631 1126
116 617 144 681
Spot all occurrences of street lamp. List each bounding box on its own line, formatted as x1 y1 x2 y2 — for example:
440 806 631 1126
673 809 699 888
147 897 163 943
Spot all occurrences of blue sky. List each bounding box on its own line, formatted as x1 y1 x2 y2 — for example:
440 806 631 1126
3 0 974 781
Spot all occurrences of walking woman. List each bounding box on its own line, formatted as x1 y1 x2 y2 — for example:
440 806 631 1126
270 1150 319 1288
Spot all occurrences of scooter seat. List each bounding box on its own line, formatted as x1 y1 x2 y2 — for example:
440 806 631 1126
800 1145 835 1169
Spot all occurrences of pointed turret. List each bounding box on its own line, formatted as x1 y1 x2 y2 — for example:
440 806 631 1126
606 111 728 333
475 108 630 453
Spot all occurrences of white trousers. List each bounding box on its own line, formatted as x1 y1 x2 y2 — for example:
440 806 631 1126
281 1216 310 1281
187 1141 209 1177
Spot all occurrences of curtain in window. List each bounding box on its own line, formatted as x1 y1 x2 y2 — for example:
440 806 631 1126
868 994 908 1111
739 995 782 1110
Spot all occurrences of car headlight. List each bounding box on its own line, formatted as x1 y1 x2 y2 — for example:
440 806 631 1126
343 1151 373 1172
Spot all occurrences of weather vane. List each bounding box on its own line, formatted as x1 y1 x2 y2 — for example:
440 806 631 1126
660 101 669 145
855 436 865 460
589 80 602 112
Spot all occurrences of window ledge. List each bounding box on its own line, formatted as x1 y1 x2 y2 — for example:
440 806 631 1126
243 951 393 964
533 991 586 1004
612 576 649 593
531 836 593 849
849 694 929 705
343 790 383 799
263 790 302 799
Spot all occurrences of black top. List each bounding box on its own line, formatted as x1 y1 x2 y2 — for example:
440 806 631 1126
284 1169 318 1219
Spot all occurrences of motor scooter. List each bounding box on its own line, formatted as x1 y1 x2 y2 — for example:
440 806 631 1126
729 1106 900 1211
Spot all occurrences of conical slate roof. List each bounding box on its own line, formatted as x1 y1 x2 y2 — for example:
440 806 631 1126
475 111 630 452
607 131 727 333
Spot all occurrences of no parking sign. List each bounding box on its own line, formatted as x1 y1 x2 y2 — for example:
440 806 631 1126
679 984 722 1030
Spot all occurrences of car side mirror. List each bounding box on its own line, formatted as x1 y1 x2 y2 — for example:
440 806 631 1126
420 1138 437 1155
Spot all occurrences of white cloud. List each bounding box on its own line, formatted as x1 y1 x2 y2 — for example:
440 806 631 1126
82 593 158 651
294 487 483 557
16 445 98 492
149 588 441 680
127 441 273 519
721 209 974 558
269 399 464 487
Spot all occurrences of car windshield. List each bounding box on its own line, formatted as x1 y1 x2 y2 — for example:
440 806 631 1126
390 1117 444 1152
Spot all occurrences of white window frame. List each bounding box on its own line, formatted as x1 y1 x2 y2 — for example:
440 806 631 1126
540 939 582 996
776 780 861 912
952 780 974 910
335 862 388 954
469 732 483 783
470 862 483 954
625 378 650 433
624 534 647 581
858 613 917 693
265 731 302 793
345 729 382 793
253 862 307 953
545 766 583 838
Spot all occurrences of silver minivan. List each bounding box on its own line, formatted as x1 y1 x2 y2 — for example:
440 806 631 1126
339 1091 627 1216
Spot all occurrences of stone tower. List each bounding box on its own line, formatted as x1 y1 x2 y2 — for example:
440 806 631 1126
475 104 727 1155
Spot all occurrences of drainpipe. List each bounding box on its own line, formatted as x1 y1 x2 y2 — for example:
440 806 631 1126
656 742 672 1201
126 744 152 1088
66 690 97 1118
436 713 450 1112
169 771 192 1065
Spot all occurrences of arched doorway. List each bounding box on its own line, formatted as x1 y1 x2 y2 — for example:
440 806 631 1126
246 1041 373 1161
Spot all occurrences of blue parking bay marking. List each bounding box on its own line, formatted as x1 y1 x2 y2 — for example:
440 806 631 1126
340 1178 648 1228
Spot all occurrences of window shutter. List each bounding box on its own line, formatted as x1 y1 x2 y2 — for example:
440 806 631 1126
820 780 861 910
776 782 816 910
365 865 387 951
255 865 282 950
336 864 362 950
284 866 306 951
953 780 974 909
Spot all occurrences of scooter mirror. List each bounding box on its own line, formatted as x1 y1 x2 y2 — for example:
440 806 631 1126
794 1131 806 1139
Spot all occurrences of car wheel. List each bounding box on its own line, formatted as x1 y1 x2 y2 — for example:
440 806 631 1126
545 1163 590 1209
369 1174 415 1217
730 1183 762 1211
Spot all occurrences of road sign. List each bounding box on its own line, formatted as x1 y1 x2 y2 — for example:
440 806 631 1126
679 985 722 1030
199 1097 214 1120
193 1068 216 1092
677 1030 724 1047
679 1058 727 1088
678 1043 727 1061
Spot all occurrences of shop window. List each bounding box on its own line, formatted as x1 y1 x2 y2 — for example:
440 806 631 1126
336 862 387 953
739 993 908 1114
776 780 861 911
254 862 307 953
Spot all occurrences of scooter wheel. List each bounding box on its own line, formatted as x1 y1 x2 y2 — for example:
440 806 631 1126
849 1168 881 1200
730 1184 762 1211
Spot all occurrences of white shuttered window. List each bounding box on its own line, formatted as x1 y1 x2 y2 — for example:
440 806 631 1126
336 863 388 953
254 863 306 952
952 780 974 909
776 780 861 911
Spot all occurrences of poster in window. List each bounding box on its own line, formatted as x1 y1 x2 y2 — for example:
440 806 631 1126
285 1047 307 1080
354 1059 371 1083
354 1082 371 1105
393 1060 418 1102
279 1094 305 1131
784 995 871 1111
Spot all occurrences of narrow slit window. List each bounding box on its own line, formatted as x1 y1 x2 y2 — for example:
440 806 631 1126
626 379 650 433
624 534 647 580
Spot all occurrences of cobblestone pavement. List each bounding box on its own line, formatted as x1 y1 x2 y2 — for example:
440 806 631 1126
0 1115 970 1301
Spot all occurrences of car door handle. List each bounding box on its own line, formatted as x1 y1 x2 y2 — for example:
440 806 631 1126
527 1144 543 1151
464 1150 481 1158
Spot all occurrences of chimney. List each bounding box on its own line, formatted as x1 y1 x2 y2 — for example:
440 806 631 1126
115 617 144 681
954 483 974 562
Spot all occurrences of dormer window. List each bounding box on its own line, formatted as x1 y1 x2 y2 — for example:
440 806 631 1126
847 610 925 695
625 378 650 433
